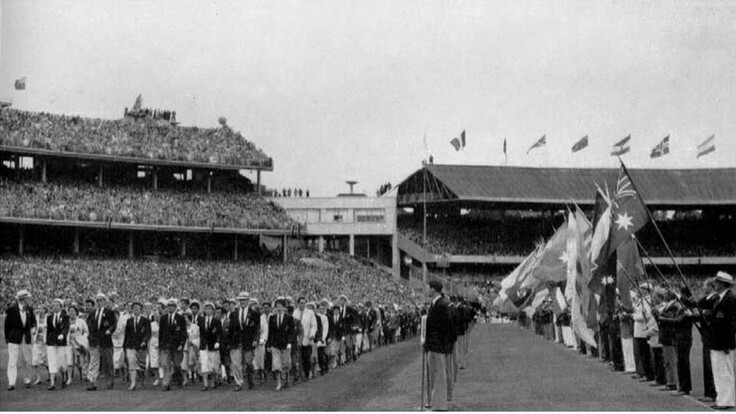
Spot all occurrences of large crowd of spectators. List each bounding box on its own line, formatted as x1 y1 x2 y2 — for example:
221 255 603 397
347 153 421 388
0 251 416 311
0 178 294 230
0 109 271 168
399 215 736 258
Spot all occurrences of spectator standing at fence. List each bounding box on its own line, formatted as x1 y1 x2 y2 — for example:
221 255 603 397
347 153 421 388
5 289 36 390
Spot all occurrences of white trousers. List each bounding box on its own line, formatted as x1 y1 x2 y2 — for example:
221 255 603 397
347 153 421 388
711 350 736 408
47 346 67 374
7 343 32 386
621 338 636 372
562 327 575 348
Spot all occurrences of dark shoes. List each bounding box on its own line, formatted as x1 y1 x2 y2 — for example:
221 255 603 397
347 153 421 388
671 391 689 396
86 385 97 391
232 385 242 392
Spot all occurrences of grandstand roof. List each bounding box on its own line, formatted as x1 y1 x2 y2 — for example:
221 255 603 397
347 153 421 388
397 164 736 208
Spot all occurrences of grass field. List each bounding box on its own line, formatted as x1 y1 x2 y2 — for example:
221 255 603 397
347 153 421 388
0 322 729 411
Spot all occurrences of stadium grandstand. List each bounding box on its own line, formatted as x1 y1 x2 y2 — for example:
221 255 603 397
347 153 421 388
0 101 420 311
396 164 736 295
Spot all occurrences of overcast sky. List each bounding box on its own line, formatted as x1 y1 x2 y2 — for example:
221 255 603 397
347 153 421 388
1 0 735 196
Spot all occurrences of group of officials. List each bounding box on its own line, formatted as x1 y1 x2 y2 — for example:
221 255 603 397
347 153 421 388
422 280 477 411
5 289 422 393
524 270 736 410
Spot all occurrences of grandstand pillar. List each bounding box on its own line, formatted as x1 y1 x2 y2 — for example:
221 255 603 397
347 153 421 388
74 227 80 255
391 234 399 278
153 168 158 190
349 234 355 256
128 232 135 259
98 164 104 186
281 234 287 262
18 225 24 256
41 159 48 183
180 237 187 258
207 172 212 194
257 171 262 195
318 236 325 252
422 262 428 283
233 235 238 261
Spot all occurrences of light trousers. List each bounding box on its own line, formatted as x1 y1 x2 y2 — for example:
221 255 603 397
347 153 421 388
621 338 636 372
663 345 678 387
6 342 32 386
711 350 736 408
46 345 68 374
230 348 254 386
428 351 452 411
254 345 266 370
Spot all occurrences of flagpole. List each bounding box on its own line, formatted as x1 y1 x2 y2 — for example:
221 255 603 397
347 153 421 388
422 164 428 285
616 260 655 313
619 161 694 295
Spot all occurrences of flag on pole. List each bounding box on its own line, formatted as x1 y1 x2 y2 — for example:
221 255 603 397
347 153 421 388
573 206 598 345
450 137 461 151
14 77 26 90
611 135 631 156
460 130 466 148
697 134 715 158
531 223 570 283
572 135 589 153
132 94 143 111
527 135 546 154
616 238 645 309
650 136 670 158
608 163 651 255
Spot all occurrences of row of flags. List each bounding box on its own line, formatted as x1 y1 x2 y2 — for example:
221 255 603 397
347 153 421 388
495 161 661 348
449 130 717 159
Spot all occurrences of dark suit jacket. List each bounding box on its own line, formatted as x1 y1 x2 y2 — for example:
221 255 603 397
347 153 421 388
123 315 151 351
266 313 295 350
425 296 454 354
328 312 346 340
4 304 36 345
159 312 187 352
709 291 736 351
697 294 719 348
198 316 222 351
87 307 117 348
229 307 260 350
46 313 70 346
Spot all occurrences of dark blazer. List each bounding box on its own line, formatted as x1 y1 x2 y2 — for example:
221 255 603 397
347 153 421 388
708 290 736 351
46 313 70 347
123 315 151 351
229 307 260 350
266 313 295 350
4 304 36 344
87 307 117 348
697 293 719 348
159 312 187 352
424 296 454 354
328 311 346 340
198 316 222 351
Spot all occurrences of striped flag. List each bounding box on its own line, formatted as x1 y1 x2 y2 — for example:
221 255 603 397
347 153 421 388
611 135 631 156
650 135 670 158
571 135 589 153
527 135 546 154
697 134 715 158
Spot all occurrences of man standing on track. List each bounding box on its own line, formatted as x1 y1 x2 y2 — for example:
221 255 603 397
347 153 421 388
708 271 736 410
229 291 260 391
424 281 454 412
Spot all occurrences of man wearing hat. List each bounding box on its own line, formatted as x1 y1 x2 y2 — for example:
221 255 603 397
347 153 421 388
5 289 36 390
424 280 454 411
229 291 260 391
159 298 187 391
198 302 221 391
124 302 151 391
87 293 117 391
708 271 736 410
